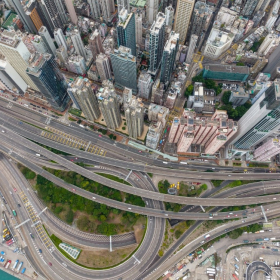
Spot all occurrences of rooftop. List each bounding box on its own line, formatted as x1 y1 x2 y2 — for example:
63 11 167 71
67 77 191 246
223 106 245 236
150 13 166 34
2 12 17 30
204 64 250 74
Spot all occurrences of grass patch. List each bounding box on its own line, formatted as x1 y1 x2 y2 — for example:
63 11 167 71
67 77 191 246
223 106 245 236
96 173 131 186
22 121 49 132
224 180 259 188
211 180 223 187
69 117 76 121
248 163 269 168
233 162 241 166
69 108 82 117
147 173 153 178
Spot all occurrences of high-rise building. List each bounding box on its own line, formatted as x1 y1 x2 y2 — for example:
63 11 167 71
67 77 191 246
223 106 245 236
242 0 259 17
148 103 169 126
96 53 112 81
250 57 268 79
189 1 213 45
124 95 145 138
97 84 122 129
43 0 67 29
110 46 137 93
69 77 101 121
88 0 100 19
88 29 104 60
135 12 143 47
64 0 78 24
100 0 114 22
27 52 70 111
229 88 249 106
117 9 136 56
160 31 179 87
38 26 56 55
67 55 86 75
25 0 44 32
10 0 37 33
204 28 234 59
174 0 195 44
168 109 237 155
0 54 27 94
165 5 174 28
254 138 280 162
54 28 68 51
56 45 68 67
36 0 55 36
117 0 130 11
229 80 280 151
32 35 49 54
146 121 163 149
138 73 153 99
186 34 198 63
148 12 166 75
146 0 158 24
70 29 87 59
258 32 280 56
0 30 38 90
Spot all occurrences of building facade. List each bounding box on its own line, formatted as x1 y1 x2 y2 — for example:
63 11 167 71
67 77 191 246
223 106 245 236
138 73 153 99
96 53 112 81
88 29 105 60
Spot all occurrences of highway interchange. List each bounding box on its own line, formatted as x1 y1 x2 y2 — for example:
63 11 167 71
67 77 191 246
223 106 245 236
0 98 280 279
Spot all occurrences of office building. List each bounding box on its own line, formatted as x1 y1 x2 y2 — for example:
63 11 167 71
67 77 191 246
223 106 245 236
43 0 67 29
97 85 122 129
67 55 86 75
56 45 68 67
229 88 249 106
148 103 169 126
174 0 195 44
96 53 112 81
0 30 38 90
186 34 198 63
70 29 87 59
146 121 163 149
254 138 280 162
148 12 166 75
88 0 100 19
117 9 136 56
242 0 259 17
124 96 145 138
89 29 105 60
160 31 179 87
203 64 249 82
258 32 280 56
138 73 153 99
135 12 143 47
10 0 37 33
27 52 69 111
189 1 213 45
230 80 280 151
165 88 177 108
165 5 174 28
117 0 130 11
110 46 137 93
168 109 237 155
38 26 56 55
204 28 234 59
69 77 101 121
64 0 78 24
31 35 48 54
146 0 158 24
25 0 44 32
0 54 27 94
54 28 68 51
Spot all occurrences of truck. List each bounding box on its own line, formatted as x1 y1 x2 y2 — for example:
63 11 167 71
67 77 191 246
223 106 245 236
234 264 239 270
232 274 239 280
256 238 263 241
197 250 202 255
243 240 249 243
264 238 270 241
30 233 34 239
12 260 19 271
16 262 23 273
4 260 11 269
12 210 17 217
204 234 210 239
35 153 41 157
234 257 239 262
272 248 278 252
21 268 26 274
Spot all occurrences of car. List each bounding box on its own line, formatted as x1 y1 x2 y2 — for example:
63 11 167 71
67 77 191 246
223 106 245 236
235 214 238 216
13 188 17 192
17 204 21 207
229 212 233 215
75 157 78 160
227 215 230 217
72 189 76 192
128 207 131 210
242 220 245 223
48 262 52 266
209 217 213 219
70 159 74 161
266 209 269 211
98 135 102 137
39 249 42 253
139 150 142 153
273 198 277 200
228 175 231 176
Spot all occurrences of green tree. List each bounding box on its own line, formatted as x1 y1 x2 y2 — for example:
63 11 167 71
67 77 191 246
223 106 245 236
65 209 74 224
205 79 216 89
222 91 232 105
185 84 194 97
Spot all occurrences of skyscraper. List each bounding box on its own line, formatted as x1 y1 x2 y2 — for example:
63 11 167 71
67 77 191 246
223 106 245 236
186 34 198 63
124 96 145 138
0 30 38 90
117 0 130 11
146 0 158 24
148 12 166 76
165 5 174 28
88 0 101 19
10 0 37 33
69 77 101 121
174 0 195 44
64 0 78 24
36 0 55 36
38 26 56 55
32 35 49 54
97 85 122 129
43 0 67 29
70 29 87 59
96 53 112 81
54 28 68 51
100 0 114 22
242 0 259 17
27 52 70 111
160 31 179 87
117 9 136 56
230 80 280 151
88 29 104 60
138 73 153 99
110 46 137 93
135 12 143 47
25 0 44 32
